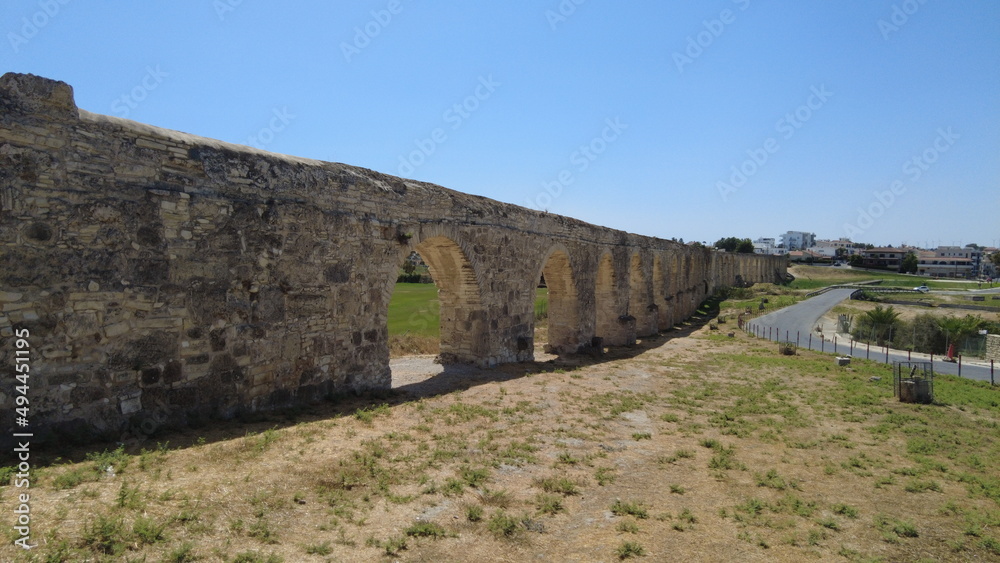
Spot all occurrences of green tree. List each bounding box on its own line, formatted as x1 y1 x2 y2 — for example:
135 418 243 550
854 305 900 346
735 239 755 254
848 254 865 268
938 315 984 358
900 252 918 274
907 313 946 354
714 237 754 253
714 237 740 252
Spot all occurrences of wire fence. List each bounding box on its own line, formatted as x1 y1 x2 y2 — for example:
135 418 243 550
738 310 997 386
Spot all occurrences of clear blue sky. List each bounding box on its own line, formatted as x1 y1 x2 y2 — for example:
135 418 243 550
3 1 998 248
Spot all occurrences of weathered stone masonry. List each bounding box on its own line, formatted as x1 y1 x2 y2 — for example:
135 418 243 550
0 73 786 444
987 334 1000 362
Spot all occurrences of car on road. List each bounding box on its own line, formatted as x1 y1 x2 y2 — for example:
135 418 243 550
913 285 930 293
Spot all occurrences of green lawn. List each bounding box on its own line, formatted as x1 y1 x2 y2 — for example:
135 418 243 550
387 283 441 338
788 266 977 291
387 283 548 338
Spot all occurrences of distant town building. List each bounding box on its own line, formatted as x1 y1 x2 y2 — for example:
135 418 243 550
788 249 827 263
781 231 816 251
908 246 978 278
983 248 998 278
935 246 983 277
813 239 859 258
753 237 785 255
861 247 905 270
917 255 973 278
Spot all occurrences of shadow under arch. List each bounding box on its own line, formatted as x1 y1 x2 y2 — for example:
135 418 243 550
535 244 581 354
411 235 486 364
653 254 671 331
595 250 620 344
629 251 656 336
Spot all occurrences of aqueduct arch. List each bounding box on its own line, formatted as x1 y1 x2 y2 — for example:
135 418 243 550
536 245 581 355
629 252 657 336
0 73 785 444
652 254 670 331
594 251 621 345
411 235 486 364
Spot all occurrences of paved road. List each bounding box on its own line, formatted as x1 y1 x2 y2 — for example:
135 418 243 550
745 289 997 384
935 287 1000 296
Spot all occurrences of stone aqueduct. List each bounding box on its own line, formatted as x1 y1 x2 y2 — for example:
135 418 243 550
0 74 785 442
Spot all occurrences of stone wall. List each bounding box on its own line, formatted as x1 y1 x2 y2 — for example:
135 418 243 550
987 334 1000 362
0 73 786 445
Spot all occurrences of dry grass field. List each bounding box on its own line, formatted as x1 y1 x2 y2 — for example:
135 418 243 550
4 307 1000 562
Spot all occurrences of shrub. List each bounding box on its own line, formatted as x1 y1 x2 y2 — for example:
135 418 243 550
488 511 521 539
81 514 128 555
404 521 447 539
616 541 646 559
536 493 565 515
611 499 648 519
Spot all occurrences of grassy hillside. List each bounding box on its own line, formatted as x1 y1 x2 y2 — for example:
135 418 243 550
788 265 978 291
5 314 999 562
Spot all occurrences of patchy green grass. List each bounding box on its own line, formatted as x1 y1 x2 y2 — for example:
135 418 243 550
9 298 1000 563
388 283 548 339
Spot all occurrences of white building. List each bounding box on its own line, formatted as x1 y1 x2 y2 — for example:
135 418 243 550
936 246 984 277
781 231 816 251
813 239 858 258
753 237 780 255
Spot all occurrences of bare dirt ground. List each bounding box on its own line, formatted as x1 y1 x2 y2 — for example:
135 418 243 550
5 315 1000 562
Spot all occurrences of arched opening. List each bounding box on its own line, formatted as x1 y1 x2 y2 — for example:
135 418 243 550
595 252 618 343
536 247 580 354
683 254 694 318
386 235 485 364
653 255 670 331
629 253 655 336
417 236 485 364
386 250 440 357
